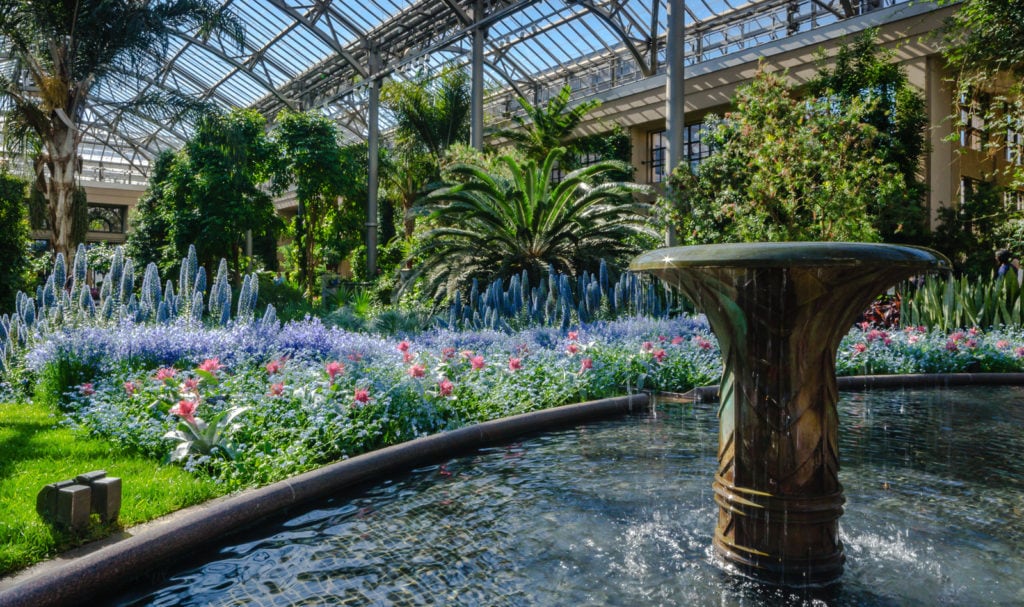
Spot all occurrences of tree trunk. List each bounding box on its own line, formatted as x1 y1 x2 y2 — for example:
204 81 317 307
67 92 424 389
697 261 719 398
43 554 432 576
403 190 416 241
305 212 316 299
295 199 312 299
45 123 81 268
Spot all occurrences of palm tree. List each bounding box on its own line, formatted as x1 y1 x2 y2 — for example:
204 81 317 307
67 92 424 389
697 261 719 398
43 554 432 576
0 0 244 263
382 69 471 163
404 148 654 301
382 68 471 240
495 85 600 161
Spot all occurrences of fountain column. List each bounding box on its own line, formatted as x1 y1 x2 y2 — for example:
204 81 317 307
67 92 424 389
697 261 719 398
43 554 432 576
631 243 949 586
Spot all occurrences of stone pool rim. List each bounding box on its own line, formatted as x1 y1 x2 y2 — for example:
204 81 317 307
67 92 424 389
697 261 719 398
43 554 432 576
2 373 1023 607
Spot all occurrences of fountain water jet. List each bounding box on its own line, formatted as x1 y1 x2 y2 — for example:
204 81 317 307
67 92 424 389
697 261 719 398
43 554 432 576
630 242 950 586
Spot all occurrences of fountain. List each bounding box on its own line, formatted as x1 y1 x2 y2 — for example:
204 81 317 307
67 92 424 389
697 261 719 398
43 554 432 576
629 242 950 586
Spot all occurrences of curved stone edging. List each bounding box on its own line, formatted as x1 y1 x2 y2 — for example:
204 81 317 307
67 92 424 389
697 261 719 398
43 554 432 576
0 393 649 607
683 372 1024 401
5 373 1024 606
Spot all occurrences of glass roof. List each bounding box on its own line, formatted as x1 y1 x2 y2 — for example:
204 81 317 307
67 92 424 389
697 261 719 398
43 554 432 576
1 0 907 182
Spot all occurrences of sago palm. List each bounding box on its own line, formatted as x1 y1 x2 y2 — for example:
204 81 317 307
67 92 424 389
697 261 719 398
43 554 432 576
405 148 654 301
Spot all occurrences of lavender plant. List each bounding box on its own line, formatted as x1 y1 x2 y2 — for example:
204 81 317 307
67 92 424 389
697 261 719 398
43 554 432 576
442 259 676 330
0 244 268 398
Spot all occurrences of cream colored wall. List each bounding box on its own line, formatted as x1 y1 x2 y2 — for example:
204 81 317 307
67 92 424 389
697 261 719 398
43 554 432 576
31 181 147 245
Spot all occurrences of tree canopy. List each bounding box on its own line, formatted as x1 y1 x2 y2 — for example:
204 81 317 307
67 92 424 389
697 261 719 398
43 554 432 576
942 0 1024 190
382 69 471 163
807 29 929 243
274 110 350 299
127 109 283 276
934 0 1024 272
662 68 901 244
0 172 30 310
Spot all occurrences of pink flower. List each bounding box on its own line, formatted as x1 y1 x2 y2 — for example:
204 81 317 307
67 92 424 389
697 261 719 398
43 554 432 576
908 335 919 344
265 359 283 375
966 338 978 349
438 378 454 397
402 351 414 363
470 355 486 370
671 336 684 345
1016 346 1024 358
658 335 667 342
460 350 474 359
950 331 966 344
441 347 456 360
859 321 871 330
398 340 411 352
408 364 426 378
579 358 593 372
170 399 197 423
917 326 927 333
347 353 363 362
866 329 887 343
155 367 177 381
354 387 371 404
568 331 578 341
968 327 980 336
181 378 200 393
997 340 1010 349
508 357 522 372
123 381 137 396
269 382 285 396
198 358 222 373
945 340 959 353
653 348 667 363
883 337 892 346
78 383 94 396
641 341 654 352
326 361 345 382
693 336 713 350
566 343 580 355
853 343 868 354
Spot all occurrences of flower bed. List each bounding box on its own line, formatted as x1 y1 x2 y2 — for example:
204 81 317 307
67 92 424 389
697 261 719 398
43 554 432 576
48 316 714 487
31 315 1024 489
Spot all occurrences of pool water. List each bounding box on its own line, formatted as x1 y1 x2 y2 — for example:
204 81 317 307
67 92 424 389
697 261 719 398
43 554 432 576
115 387 1024 606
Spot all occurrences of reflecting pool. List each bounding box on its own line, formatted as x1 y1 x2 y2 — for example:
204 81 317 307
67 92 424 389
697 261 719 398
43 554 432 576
115 386 1024 606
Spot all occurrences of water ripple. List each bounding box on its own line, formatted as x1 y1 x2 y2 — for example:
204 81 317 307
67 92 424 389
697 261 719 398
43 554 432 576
115 387 1024 606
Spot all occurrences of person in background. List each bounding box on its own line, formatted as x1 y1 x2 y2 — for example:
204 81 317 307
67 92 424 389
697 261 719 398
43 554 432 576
995 249 1020 279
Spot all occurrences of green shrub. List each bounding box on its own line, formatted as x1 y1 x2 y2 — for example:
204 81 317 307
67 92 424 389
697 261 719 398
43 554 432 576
33 356 100 410
0 173 30 312
257 272 314 321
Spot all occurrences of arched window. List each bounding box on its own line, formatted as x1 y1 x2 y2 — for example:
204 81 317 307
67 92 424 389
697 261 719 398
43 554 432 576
87 205 126 233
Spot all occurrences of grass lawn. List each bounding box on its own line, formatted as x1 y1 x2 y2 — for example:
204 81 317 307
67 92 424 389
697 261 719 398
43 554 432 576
0 400 228 577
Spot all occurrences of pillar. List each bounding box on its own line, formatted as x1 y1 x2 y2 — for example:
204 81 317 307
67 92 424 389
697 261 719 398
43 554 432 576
664 0 686 246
